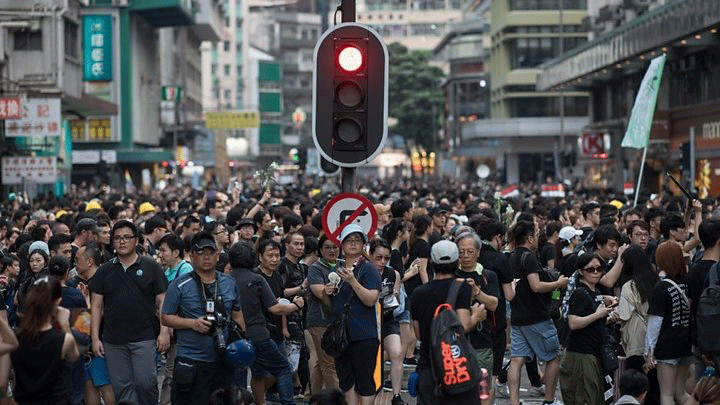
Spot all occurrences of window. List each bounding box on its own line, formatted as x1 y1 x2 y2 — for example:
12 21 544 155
224 41 230 52
64 20 78 58
224 64 231 76
510 0 587 10
509 96 588 117
224 89 231 100
511 36 587 68
211 64 218 75
14 30 42 51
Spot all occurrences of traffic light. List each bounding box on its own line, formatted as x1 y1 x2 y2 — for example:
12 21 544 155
313 23 388 167
319 155 340 176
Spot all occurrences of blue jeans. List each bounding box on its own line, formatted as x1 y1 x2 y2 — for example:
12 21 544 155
250 338 293 405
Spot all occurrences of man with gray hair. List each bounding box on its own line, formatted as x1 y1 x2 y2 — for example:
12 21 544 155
454 232 500 405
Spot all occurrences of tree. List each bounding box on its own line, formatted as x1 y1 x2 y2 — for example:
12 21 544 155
387 42 445 151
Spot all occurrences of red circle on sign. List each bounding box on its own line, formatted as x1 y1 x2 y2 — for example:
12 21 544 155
322 192 378 246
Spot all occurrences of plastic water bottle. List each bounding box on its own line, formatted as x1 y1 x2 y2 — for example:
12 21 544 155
407 370 419 397
479 368 490 400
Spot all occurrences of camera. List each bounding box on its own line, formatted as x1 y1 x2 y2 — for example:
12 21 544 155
204 312 227 353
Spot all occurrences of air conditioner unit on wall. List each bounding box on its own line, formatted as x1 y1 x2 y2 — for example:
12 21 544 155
598 5 624 23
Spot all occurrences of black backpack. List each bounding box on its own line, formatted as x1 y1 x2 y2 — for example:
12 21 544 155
697 262 720 355
430 280 480 396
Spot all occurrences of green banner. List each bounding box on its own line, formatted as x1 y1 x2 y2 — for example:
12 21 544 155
621 54 666 149
83 15 113 82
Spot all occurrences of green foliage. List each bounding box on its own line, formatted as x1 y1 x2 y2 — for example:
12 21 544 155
388 42 445 151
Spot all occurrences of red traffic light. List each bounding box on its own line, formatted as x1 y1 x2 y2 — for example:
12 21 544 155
337 45 363 72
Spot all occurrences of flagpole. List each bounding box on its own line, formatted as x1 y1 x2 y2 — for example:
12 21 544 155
633 146 648 208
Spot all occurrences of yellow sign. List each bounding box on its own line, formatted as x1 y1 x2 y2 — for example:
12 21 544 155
205 111 260 129
88 118 112 141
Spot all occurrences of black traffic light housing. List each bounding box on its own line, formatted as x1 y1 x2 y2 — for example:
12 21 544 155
313 23 388 167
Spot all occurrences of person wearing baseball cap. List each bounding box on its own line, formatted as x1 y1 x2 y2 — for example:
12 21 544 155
330 223 382 404
161 231 245 405
409 239 487 405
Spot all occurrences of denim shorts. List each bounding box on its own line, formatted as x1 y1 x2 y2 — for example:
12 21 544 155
510 319 560 362
84 355 112 387
399 309 411 324
657 356 692 366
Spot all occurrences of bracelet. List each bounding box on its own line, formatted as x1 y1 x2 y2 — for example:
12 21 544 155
293 302 300 311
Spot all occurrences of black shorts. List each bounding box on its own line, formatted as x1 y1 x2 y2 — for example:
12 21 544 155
335 339 379 396
382 319 400 339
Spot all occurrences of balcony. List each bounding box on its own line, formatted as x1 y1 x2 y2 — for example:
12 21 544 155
130 0 194 27
192 0 222 41
281 37 317 49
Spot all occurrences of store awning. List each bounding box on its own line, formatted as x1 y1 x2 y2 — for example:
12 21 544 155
537 0 720 90
116 149 173 163
62 93 118 117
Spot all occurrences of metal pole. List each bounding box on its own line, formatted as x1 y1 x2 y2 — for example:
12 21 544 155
633 146 648 208
341 0 356 191
690 126 696 193
341 0 356 23
558 0 565 181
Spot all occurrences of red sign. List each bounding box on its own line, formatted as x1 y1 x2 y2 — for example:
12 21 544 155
582 132 605 156
322 192 378 246
0 98 22 119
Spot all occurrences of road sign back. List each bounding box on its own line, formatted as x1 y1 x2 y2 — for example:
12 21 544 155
322 192 378 246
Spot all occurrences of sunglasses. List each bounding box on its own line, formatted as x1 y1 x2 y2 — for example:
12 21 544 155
582 266 603 274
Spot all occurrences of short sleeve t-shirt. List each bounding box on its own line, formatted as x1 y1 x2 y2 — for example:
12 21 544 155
329 259 382 342
686 260 717 344
404 239 431 300
410 278 472 368
455 266 500 349
254 267 285 341
306 259 337 328
88 255 167 344
479 243 513 333
162 272 242 362
648 279 691 360
539 243 556 268
381 265 398 325
231 269 279 342
566 283 603 358
509 247 550 326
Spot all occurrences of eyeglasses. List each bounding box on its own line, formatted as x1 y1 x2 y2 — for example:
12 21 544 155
213 229 227 235
113 235 136 243
582 266 603 273
344 237 363 245
632 232 649 239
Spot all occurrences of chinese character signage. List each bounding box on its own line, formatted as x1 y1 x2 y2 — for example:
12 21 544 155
82 15 112 82
1 156 57 185
162 86 183 101
0 98 22 119
5 98 61 137
204 111 260 129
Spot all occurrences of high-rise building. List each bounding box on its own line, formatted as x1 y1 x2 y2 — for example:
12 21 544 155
459 0 590 183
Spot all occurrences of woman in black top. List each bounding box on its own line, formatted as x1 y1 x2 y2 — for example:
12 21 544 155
559 253 616 405
401 215 430 365
11 276 80 405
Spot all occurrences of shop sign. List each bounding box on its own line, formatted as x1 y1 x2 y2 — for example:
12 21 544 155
582 132 606 156
0 98 22 119
1 156 57 185
702 121 720 139
83 15 113 82
5 98 61 137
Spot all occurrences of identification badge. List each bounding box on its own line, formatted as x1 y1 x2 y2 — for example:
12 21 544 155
206 301 215 313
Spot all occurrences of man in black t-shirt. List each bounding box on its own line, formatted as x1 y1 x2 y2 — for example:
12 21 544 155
687 220 720 379
455 233 499 405
410 240 485 405
254 239 286 343
507 221 568 405
89 220 168 405
476 218 515 386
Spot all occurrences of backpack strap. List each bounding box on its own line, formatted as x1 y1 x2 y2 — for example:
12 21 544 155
446 279 462 309
709 262 720 286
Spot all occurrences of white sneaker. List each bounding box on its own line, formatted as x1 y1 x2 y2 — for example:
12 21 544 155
542 399 563 405
495 382 509 398
530 384 546 397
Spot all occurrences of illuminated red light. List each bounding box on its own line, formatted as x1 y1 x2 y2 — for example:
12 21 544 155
337 46 363 72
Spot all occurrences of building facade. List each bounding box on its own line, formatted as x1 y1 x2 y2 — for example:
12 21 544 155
538 0 720 196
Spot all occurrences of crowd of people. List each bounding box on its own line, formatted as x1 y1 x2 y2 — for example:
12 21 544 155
0 177 719 405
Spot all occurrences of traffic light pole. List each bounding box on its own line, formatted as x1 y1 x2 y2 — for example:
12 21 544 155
341 0 356 192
